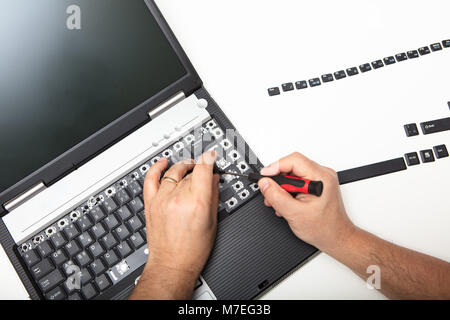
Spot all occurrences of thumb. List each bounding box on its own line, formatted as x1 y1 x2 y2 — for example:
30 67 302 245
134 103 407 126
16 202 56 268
258 178 301 220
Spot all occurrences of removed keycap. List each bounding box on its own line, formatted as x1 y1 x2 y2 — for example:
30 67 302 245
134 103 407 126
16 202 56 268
346 67 359 76
268 87 280 96
371 60 384 69
395 53 407 62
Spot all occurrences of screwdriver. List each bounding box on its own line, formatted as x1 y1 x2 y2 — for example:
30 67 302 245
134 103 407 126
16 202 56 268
215 169 323 197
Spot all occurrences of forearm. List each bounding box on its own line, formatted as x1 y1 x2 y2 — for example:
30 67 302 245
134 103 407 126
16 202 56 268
129 264 198 300
324 227 450 299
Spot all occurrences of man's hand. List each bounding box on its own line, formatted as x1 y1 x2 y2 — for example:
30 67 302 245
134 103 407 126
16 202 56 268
130 151 219 300
257 152 355 253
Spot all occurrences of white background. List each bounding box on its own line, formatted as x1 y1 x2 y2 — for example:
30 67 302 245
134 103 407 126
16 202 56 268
155 0 450 299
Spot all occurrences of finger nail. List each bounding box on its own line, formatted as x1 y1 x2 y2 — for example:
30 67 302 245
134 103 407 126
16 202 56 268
259 178 270 193
261 163 278 175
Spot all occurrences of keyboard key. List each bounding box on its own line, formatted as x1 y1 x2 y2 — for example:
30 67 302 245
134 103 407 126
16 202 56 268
282 82 294 92
88 242 105 259
442 39 450 48
62 260 76 276
65 240 81 257
90 259 106 276
100 234 118 251
49 232 66 249
418 46 430 55
433 145 448 159
420 117 450 135
76 215 93 232
104 214 120 230
45 286 66 300
79 268 93 285
405 152 420 166
81 283 98 300
95 274 112 292
395 53 407 62
267 87 280 96
430 43 442 51
308 78 321 87
31 258 54 279
346 67 358 76
420 149 435 163
89 206 106 223
129 233 145 250
115 189 131 206
78 231 94 248
116 206 132 221
404 123 419 137
126 217 143 233
63 224 80 241
38 269 65 293
137 210 146 224
383 56 396 65
91 223 107 239
103 197 118 214
68 293 82 300
36 241 54 258
407 50 419 59
128 181 143 197
333 70 346 80
113 225 131 242
321 74 333 83
22 249 40 267
116 241 132 259
359 63 372 73
103 250 120 267
51 249 68 266
129 198 144 214
371 60 384 69
295 80 307 89
75 251 92 268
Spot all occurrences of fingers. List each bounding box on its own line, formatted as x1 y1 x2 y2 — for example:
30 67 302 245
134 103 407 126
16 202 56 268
258 177 302 220
191 151 216 197
160 159 195 193
210 174 220 221
260 152 317 178
143 157 169 206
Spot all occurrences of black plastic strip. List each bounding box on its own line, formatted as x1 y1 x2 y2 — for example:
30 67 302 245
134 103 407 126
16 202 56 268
337 158 407 185
420 117 450 135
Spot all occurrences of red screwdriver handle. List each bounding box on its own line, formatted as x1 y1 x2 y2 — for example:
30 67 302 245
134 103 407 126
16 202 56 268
248 173 323 197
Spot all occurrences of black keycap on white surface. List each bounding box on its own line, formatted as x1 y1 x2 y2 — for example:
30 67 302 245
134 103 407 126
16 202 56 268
321 74 334 83
418 46 430 55
383 56 396 65
404 123 419 137
308 78 321 87
359 63 372 73
334 70 347 80
420 150 435 163
295 80 307 89
442 39 450 48
371 60 384 69
433 145 449 159
282 82 294 92
268 87 280 96
407 50 419 59
405 152 420 166
395 53 407 62
430 43 442 51
346 67 358 76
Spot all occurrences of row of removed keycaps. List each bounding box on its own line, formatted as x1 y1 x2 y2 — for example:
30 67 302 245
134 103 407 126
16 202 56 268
268 40 450 96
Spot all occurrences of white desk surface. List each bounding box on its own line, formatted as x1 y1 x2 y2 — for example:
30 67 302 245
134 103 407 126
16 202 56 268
0 0 449 300
156 0 450 299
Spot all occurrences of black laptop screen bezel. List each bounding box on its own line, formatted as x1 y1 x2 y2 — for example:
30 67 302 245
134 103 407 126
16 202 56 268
0 0 202 215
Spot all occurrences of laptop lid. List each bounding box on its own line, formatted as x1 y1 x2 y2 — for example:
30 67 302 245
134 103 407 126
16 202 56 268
0 0 202 215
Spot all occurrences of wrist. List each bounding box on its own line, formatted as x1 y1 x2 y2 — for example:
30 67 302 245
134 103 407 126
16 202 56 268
319 222 361 257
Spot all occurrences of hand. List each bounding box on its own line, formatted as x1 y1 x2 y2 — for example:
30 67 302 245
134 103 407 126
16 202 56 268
258 152 355 254
133 151 219 299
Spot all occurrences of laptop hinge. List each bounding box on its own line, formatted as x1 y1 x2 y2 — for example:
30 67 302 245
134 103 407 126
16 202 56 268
148 91 186 119
3 182 46 213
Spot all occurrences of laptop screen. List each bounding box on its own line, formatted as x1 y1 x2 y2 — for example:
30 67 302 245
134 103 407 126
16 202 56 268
0 1 186 193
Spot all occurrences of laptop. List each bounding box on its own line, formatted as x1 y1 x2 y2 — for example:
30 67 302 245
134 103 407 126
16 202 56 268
0 0 317 300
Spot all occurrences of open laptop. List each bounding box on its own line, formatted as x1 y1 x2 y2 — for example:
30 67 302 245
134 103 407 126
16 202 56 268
0 0 317 300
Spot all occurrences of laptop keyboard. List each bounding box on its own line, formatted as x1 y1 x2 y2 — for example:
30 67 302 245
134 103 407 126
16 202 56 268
17 118 259 300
